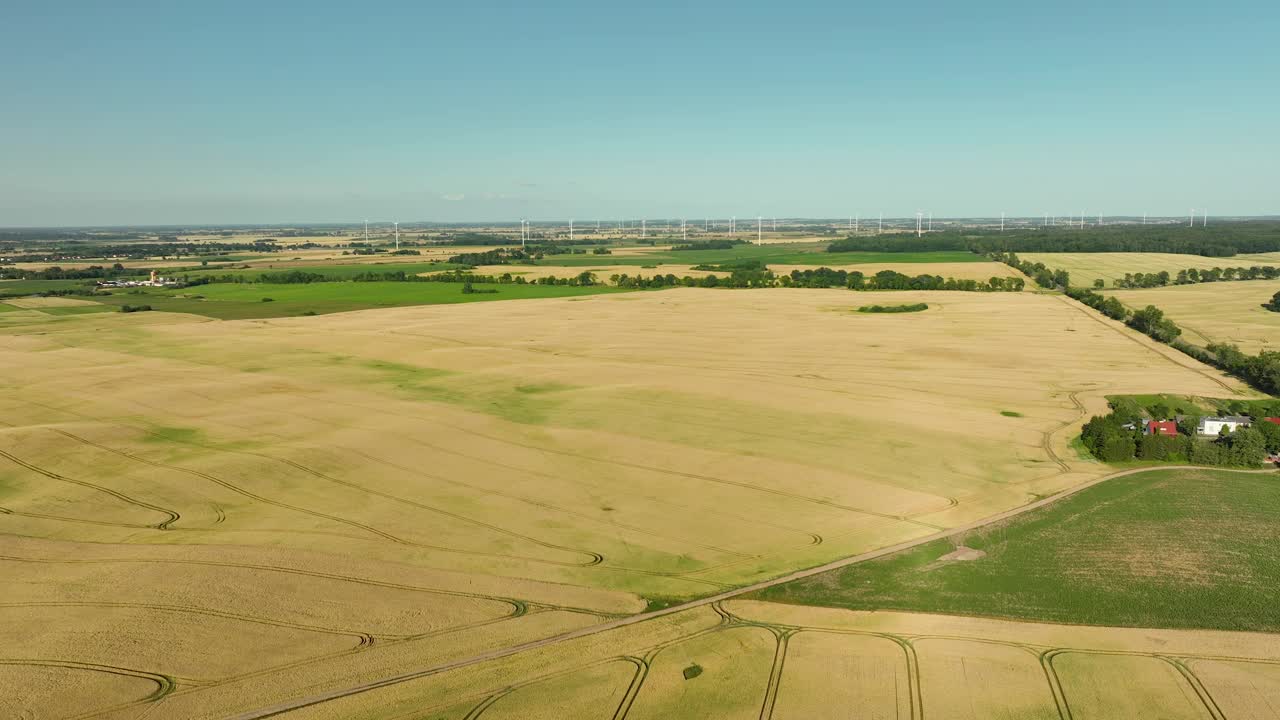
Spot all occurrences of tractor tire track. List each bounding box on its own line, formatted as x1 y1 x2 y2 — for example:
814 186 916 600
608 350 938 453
212 444 604 567
1053 294 1237 394
192 398 826 551
0 553 535 615
0 601 374 645
343 447 753 560
49 427 603 569
0 446 180 529
0 658 175 720
219 464 1278 720
321 397 949 529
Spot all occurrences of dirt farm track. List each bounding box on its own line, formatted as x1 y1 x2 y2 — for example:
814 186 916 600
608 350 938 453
225 465 1279 720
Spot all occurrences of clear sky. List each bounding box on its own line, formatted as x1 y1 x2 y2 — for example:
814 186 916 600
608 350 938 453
2 1 1276 226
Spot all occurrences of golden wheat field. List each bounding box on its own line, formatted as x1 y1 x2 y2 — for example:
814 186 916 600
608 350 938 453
249 600 1280 720
1020 252 1280 289
0 287 1260 718
1106 279 1280 353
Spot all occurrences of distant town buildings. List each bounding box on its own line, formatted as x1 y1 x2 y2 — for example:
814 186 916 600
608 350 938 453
97 270 179 289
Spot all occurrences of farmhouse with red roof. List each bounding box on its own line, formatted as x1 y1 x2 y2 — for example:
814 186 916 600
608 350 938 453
1145 420 1178 437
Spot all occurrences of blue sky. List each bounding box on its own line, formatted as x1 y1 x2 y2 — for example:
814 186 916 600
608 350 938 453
1 1 1276 226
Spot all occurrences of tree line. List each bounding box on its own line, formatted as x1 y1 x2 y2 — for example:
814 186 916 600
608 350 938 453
1111 265 1280 289
826 222 1280 259
1265 291 1280 312
966 223 1280 257
992 253 1070 289
1 263 134 281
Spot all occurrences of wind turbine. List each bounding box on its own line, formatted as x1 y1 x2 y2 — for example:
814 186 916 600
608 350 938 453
641 219 646 238
569 219 574 243
855 213 859 233
1202 210 1208 227
916 211 923 238
928 212 932 232
757 216 763 245
682 218 687 241
394 221 400 251
1000 212 1005 232
878 212 883 235
1189 209 1195 227
364 219 369 243
731 216 736 235
1080 212 1085 230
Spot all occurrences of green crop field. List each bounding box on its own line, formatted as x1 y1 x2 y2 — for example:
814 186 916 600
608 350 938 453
179 260 464 280
752 467 1280 632
93 281 631 319
0 279 93 296
535 244 983 268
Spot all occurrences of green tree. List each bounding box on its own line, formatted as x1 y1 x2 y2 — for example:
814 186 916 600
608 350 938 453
1229 427 1267 465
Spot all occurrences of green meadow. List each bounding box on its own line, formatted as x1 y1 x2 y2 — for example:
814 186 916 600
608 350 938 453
178 260 464 280
752 467 1280 632
0 279 92 296
94 281 631 319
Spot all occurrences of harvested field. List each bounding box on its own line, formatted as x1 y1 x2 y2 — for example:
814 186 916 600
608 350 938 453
1021 252 1280 289
1107 279 1280 352
0 287 1256 717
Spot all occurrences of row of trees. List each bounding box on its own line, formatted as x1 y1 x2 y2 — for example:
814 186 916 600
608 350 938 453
1 263 134 281
783 268 1024 291
964 223 1280 257
825 223 1280 258
1112 265 1280 289
1064 287 1128 320
0 240 280 264
672 239 745 251
827 236 967 253
1267 291 1280 312
992 253 1069 289
1067 287 1182 343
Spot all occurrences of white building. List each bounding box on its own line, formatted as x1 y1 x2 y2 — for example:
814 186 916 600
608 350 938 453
1197 416 1252 436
